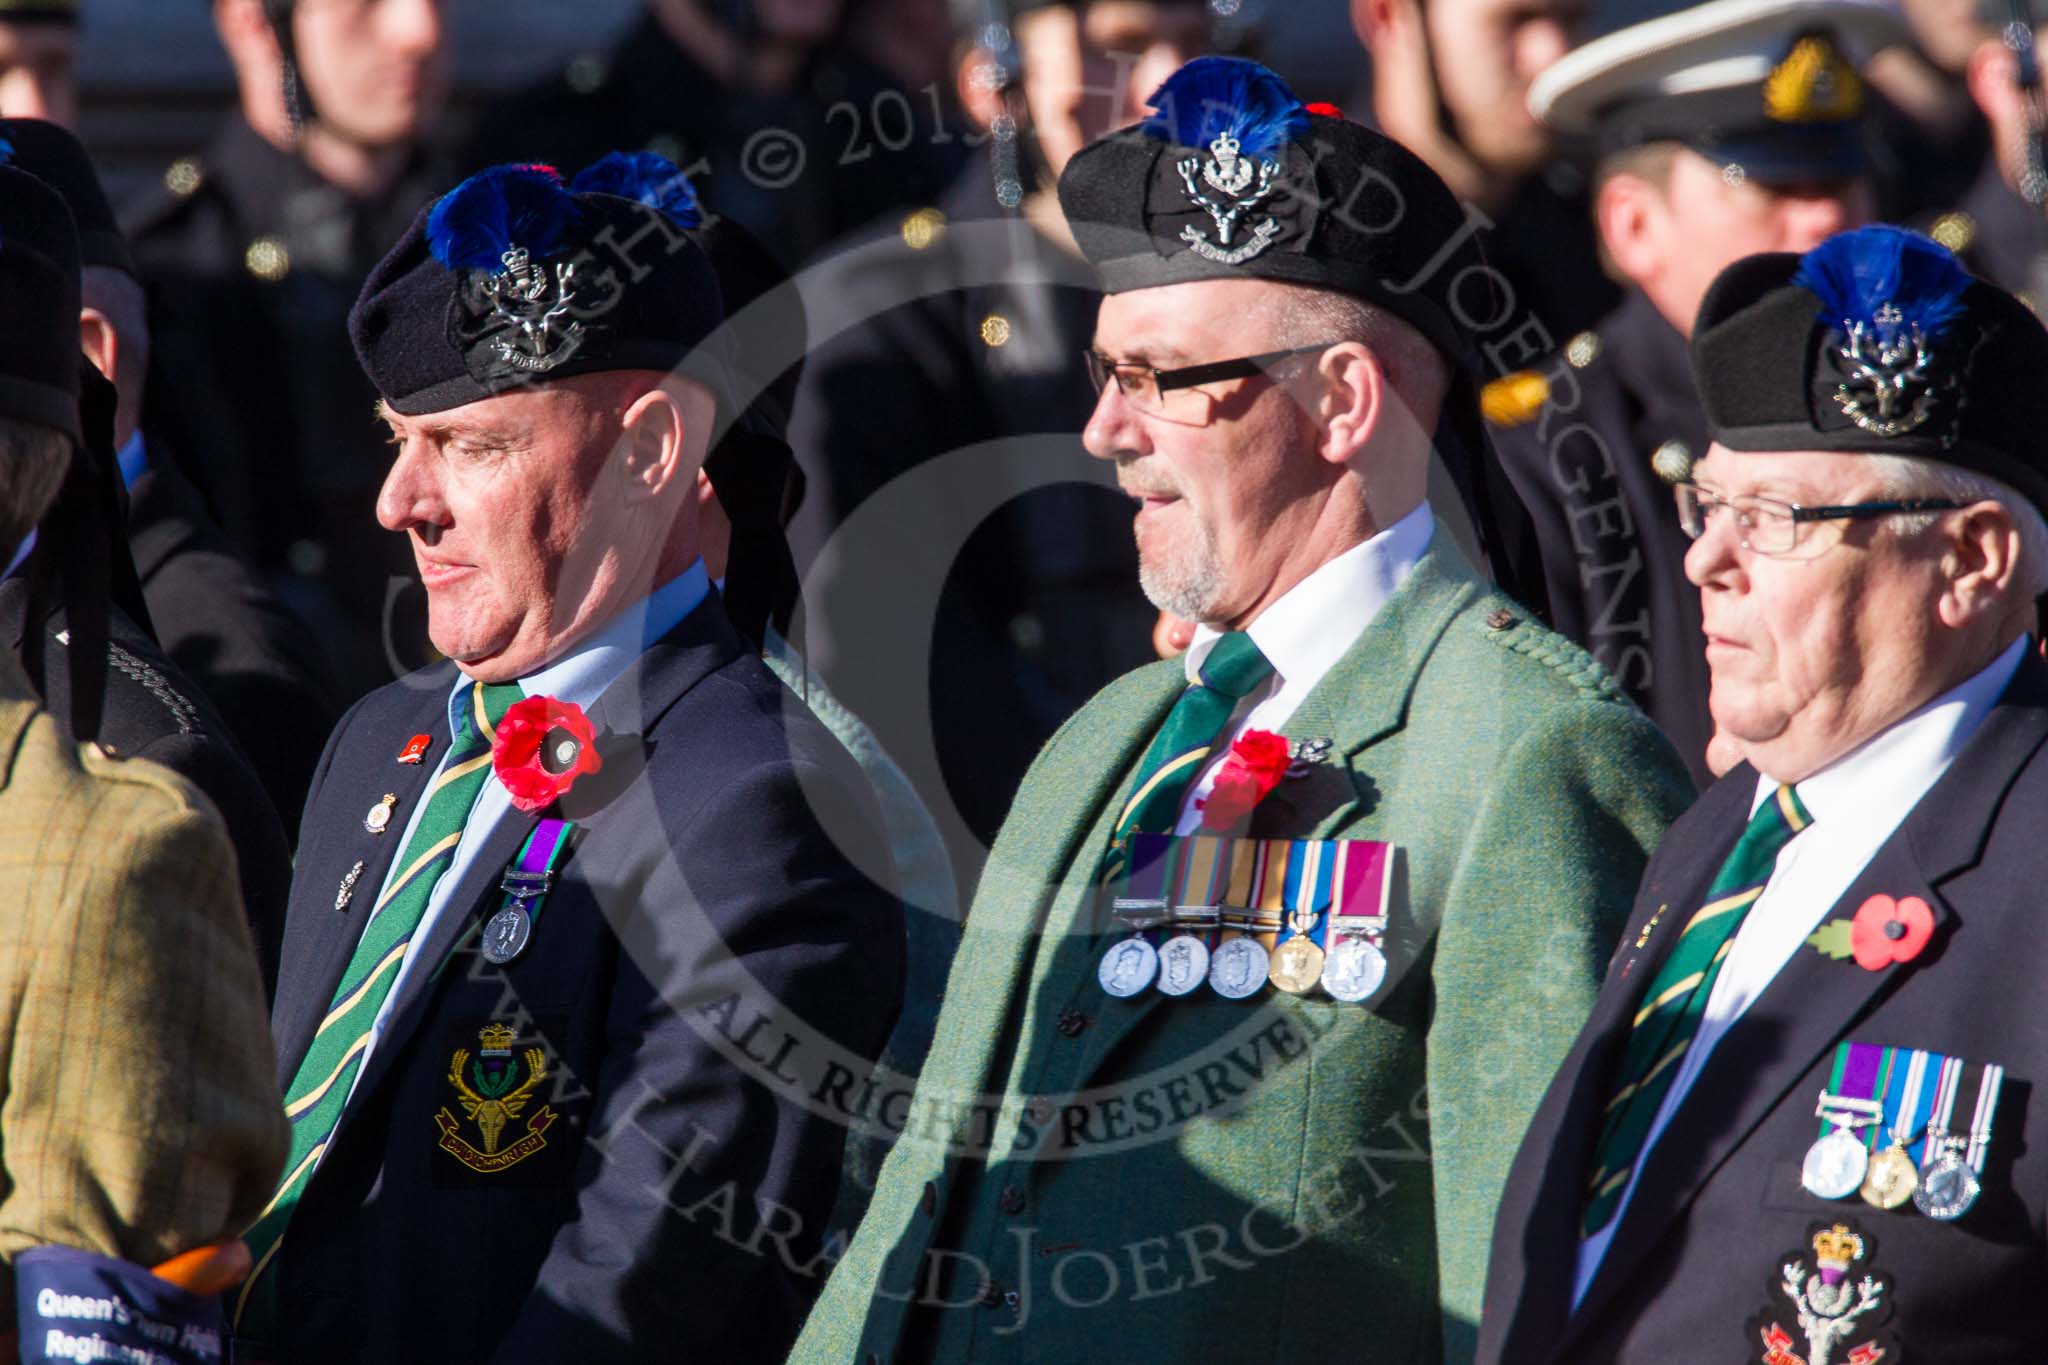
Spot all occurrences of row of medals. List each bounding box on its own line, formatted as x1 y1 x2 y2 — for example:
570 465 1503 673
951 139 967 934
1097 906 1388 1003
1800 1101 1981 1220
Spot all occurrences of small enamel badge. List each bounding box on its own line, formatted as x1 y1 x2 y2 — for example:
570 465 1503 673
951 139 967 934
334 859 365 912
398 733 432 765
364 793 399 835
1285 736 1333 779
1747 1221 1895 1365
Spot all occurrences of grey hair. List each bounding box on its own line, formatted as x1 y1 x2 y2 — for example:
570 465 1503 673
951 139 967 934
1867 453 2048 599
0 416 71 556
1266 284 1451 424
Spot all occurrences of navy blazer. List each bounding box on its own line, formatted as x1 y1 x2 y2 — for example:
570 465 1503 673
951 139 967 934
1481 649 2048 1363
267 596 905 1363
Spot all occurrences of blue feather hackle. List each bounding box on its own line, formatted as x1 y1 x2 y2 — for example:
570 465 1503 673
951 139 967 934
1139 57 1307 158
569 151 702 229
427 163 578 273
0 138 13 166
1792 225 1972 338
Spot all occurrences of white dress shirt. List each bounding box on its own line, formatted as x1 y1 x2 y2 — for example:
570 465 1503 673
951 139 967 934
1172 500 1434 834
1573 633 2028 1304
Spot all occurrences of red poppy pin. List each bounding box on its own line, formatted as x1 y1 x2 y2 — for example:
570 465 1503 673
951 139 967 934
492 696 603 813
1196 729 1290 831
1807 894 1935 970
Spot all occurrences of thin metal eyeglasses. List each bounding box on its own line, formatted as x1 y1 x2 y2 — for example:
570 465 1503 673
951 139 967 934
1675 481 1965 557
1084 342 1337 423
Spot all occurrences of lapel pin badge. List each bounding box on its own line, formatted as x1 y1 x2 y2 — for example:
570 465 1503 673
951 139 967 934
398 733 432 765
364 792 399 836
1285 736 1334 780
1808 894 1934 970
334 859 365 912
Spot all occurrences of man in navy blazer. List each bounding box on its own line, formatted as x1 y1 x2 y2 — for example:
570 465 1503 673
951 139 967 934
1481 227 2048 1361
235 162 905 1363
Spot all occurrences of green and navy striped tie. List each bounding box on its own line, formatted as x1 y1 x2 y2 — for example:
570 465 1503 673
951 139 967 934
236 678 523 1333
1100 631 1273 881
1581 782 1812 1236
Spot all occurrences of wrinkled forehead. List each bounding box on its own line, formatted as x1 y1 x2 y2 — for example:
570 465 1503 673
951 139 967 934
1693 442 1890 499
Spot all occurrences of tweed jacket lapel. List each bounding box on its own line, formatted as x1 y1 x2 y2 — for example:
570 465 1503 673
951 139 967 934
1561 654 2048 1353
1057 529 1485 1083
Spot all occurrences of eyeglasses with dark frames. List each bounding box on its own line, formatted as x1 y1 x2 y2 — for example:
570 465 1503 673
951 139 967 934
1675 481 1967 557
1084 342 1339 423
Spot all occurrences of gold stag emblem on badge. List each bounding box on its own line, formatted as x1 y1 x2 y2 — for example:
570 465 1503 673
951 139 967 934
435 1022 557 1172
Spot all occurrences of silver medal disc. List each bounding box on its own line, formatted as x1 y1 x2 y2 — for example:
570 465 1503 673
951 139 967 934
1912 1152 1982 1220
481 906 533 965
1320 937 1388 1002
1098 936 1158 998
1801 1127 1870 1200
1155 934 1211 996
1207 937 1270 999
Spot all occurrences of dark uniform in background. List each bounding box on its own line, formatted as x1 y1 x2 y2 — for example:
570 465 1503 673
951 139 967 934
1481 224 2048 1365
462 3 967 267
1485 0 1900 785
788 159 1156 888
122 116 447 704
1 116 337 838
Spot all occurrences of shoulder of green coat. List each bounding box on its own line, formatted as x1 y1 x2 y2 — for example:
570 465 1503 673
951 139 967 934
1454 594 1629 705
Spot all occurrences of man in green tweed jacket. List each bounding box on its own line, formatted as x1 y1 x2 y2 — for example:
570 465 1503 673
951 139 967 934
791 59 1694 1364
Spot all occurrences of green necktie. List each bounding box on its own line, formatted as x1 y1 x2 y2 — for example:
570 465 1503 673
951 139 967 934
1582 783 1813 1236
236 678 523 1335
1100 631 1273 881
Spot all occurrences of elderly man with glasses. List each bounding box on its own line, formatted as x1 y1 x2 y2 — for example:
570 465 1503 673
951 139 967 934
792 57 1693 1365
1481 223 2048 1364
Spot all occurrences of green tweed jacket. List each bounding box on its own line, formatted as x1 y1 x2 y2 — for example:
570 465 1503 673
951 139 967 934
0 656 287 1324
790 531 1693 1365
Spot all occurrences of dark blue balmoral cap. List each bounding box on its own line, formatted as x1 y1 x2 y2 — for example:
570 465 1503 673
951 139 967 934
350 160 732 416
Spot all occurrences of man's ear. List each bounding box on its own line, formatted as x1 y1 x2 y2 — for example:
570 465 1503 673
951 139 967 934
1966 37 2021 127
956 45 1005 132
214 0 279 56
617 388 687 500
78 308 118 386
1595 172 1664 284
1313 341 1387 466
1939 500 2024 629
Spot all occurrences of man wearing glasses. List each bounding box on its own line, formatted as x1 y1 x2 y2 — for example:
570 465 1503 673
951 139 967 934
793 57 1692 1365
1482 224 2048 1362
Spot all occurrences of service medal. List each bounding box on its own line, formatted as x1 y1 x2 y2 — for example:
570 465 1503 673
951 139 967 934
1859 1144 1918 1209
1913 1145 1981 1220
1098 936 1158 998
1801 1127 1869 1200
1155 934 1211 996
1320 935 1386 1003
481 905 534 966
1268 935 1324 995
1207 936 1268 999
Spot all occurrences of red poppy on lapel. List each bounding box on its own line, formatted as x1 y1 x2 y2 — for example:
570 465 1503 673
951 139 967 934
1197 729 1290 830
492 696 604 813
1849 893 1935 971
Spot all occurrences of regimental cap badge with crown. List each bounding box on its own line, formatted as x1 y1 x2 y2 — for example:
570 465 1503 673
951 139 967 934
1140 57 1308 267
428 164 591 378
1793 225 1973 440
1763 32 1864 124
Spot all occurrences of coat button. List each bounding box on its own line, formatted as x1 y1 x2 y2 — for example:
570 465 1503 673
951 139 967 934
1055 1008 1088 1037
999 1186 1026 1215
1486 608 1517 631
921 1182 936 1216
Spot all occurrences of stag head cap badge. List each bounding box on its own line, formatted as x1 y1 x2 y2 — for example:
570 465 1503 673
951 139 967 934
428 164 591 381
1140 57 1309 267
1793 226 1974 442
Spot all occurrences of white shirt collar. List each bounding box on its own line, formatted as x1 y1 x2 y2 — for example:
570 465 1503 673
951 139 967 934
1182 500 1435 689
1751 634 2029 820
